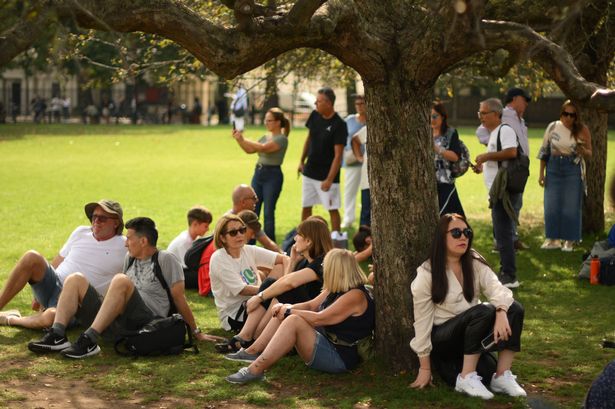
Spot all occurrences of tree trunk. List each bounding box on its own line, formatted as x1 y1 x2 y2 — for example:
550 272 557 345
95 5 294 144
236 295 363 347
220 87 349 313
366 72 439 371
580 105 607 234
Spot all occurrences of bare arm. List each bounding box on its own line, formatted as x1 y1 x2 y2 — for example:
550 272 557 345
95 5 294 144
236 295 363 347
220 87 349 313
257 233 282 253
287 289 366 327
321 144 344 191
298 131 311 173
576 125 592 159
233 130 282 154
239 284 260 296
354 243 373 263
170 282 223 342
475 147 517 168
50 255 64 269
538 159 547 187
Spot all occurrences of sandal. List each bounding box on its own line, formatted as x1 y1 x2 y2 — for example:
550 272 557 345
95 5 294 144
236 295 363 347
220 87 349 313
215 335 252 353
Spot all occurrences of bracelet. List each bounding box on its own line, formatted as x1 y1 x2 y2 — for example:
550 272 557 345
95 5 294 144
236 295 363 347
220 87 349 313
192 327 201 335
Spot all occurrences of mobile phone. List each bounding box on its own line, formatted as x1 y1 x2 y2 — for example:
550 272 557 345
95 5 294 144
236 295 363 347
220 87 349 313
232 121 236 130
481 332 496 350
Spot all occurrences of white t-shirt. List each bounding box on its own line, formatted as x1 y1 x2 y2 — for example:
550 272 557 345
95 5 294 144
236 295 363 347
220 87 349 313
355 127 370 190
209 245 277 330
56 226 127 294
482 124 518 190
167 230 193 268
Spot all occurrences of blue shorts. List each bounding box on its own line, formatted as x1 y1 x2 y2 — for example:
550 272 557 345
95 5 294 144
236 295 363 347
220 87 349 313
306 331 347 373
30 263 62 308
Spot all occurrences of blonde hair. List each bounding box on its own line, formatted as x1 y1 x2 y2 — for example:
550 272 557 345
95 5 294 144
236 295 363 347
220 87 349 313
323 248 367 293
213 214 246 249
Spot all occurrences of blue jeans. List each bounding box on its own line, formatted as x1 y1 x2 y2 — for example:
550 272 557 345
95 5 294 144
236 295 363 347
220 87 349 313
360 189 371 226
544 156 583 241
251 164 283 240
492 193 520 280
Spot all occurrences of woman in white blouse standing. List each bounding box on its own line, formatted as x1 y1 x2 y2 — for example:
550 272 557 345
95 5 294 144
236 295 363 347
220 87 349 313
409 214 526 400
538 100 592 252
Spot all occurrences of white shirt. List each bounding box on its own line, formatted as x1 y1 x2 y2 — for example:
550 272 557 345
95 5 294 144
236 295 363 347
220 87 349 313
476 106 528 156
209 245 277 330
482 124 517 190
167 230 193 268
354 127 369 190
57 226 127 294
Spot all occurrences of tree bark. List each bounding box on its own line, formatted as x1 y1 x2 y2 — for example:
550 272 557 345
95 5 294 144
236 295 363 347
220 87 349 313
366 73 438 371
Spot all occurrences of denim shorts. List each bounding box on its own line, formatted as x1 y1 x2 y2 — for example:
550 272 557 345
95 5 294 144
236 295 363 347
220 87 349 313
30 263 63 308
306 331 347 373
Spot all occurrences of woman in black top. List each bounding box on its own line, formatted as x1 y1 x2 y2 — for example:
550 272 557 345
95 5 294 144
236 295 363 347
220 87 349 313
225 248 375 384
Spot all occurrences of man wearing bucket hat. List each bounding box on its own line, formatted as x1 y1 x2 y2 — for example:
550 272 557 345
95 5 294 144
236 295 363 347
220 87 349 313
0 200 127 329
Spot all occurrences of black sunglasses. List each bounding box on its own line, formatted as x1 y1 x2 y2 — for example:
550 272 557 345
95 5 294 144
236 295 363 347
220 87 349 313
448 227 473 239
561 111 577 118
225 227 247 237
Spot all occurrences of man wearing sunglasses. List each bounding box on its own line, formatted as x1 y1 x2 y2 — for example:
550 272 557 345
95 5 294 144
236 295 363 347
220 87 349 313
0 200 127 329
230 184 281 252
474 98 521 289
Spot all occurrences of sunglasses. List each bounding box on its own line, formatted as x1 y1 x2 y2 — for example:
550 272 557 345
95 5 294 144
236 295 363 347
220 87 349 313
448 227 473 239
92 214 117 223
225 227 247 237
561 111 577 118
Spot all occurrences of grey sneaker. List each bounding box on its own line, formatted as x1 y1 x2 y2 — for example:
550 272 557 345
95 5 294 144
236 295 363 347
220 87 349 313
225 348 259 363
225 366 264 384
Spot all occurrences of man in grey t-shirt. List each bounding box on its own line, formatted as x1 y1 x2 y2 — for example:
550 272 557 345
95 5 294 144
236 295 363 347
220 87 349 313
28 217 218 358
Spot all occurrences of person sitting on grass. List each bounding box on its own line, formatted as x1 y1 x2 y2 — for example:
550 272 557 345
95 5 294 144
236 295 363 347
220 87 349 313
27 217 217 358
353 225 373 263
167 205 213 289
0 200 126 329
217 217 333 353
224 248 375 384
209 214 288 347
410 213 526 400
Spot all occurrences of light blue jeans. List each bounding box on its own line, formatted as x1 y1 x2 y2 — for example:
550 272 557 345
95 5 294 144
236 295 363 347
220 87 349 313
544 156 583 241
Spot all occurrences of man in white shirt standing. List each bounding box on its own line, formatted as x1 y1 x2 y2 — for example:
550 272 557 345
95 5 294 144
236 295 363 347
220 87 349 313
167 205 212 288
476 88 531 251
0 200 127 329
474 98 521 289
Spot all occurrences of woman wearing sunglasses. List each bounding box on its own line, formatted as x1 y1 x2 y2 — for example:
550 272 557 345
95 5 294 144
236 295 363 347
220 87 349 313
410 214 526 400
219 217 333 353
209 214 287 335
225 248 374 384
538 100 592 252
431 101 465 217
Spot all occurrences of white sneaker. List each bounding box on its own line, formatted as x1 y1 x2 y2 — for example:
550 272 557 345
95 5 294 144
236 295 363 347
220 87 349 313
540 239 561 250
455 372 494 400
490 370 527 397
561 240 574 252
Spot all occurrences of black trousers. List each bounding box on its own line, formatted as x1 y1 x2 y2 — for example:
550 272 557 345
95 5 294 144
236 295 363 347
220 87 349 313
430 301 524 386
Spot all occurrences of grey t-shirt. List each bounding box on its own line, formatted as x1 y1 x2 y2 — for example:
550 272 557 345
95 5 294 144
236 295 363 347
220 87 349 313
257 134 288 166
123 250 184 318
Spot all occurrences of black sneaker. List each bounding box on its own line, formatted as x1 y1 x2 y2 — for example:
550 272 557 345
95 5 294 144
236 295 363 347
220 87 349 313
60 333 100 359
28 329 70 354
498 273 520 289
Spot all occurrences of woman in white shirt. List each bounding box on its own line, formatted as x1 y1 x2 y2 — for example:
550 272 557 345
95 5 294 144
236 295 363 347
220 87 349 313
409 214 526 400
538 100 592 252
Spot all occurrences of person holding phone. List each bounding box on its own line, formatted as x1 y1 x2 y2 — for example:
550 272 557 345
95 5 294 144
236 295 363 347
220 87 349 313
410 213 526 400
538 100 592 252
232 107 290 241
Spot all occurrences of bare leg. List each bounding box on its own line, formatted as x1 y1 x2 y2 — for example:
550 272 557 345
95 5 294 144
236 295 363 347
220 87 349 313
253 304 274 338
53 273 90 327
329 209 341 233
495 350 515 376
0 250 48 309
236 306 267 341
245 315 283 354
301 207 312 221
9 309 55 329
248 315 317 375
461 353 481 377
267 264 284 280
90 275 135 334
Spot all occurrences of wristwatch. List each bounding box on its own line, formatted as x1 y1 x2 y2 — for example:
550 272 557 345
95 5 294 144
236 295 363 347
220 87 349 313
284 308 292 318
192 327 202 335
257 291 265 301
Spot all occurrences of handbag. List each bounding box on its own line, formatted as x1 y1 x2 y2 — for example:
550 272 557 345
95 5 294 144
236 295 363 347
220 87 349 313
496 125 530 194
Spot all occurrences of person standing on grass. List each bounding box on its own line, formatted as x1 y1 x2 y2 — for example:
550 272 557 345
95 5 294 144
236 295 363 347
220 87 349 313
341 94 366 229
298 87 347 238
473 98 521 289
410 214 526 400
28 217 217 358
0 200 126 329
233 107 291 242
167 205 213 289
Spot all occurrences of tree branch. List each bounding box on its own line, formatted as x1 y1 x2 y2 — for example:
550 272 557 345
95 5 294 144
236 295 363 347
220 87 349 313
287 0 326 26
481 19 615 110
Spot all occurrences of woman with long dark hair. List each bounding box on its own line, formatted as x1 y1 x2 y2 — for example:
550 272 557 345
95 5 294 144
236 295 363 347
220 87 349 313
233 107 291 240
431 102 465 216
538 100 592 252
410 214 525 400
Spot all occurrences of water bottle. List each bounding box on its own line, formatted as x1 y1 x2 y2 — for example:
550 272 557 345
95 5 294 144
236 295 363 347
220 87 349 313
590 255 600 285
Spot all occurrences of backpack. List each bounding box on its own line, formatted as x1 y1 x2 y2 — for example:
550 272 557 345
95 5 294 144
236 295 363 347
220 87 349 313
496 124 530 194
599 257 615 285
441 128 471 178
183 235 214 279
114 313 198 357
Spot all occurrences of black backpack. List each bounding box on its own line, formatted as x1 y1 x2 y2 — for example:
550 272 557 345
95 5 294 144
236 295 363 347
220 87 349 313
183 235 214 278
114 314 198 356
496 124 530 194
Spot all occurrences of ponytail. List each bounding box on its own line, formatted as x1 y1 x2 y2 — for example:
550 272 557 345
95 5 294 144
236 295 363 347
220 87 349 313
268 107 291 137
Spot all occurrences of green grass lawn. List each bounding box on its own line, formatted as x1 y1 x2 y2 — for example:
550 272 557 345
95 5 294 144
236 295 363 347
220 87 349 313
0 123 614 408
